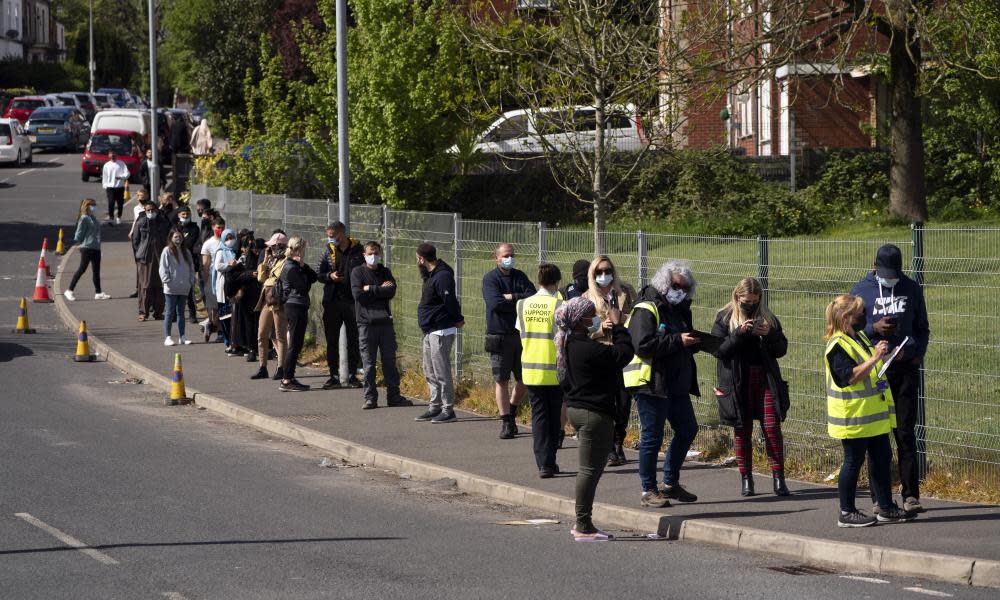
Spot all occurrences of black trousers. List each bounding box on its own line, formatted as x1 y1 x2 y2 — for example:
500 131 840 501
528 385 564 470
359 322 401 402
322 298 360 377
282 303 309 380
869 361 922 501
613 385 632 446
69 248 102 293
105 187 124 219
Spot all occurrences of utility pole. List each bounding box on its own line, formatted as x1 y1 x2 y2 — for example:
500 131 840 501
88 0 94 93
147 0 159 203
336 0 349 227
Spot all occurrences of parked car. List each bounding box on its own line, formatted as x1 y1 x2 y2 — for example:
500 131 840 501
96 88 136 108
460 104 646 155
191 103 208 125
81 129 143 182
46 94 86 115
3 96 53 125
65 92 99 122
25 107 90 152
92 93 115 110
0 118 34 166
91 109 152 141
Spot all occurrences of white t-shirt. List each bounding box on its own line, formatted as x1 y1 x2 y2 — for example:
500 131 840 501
201 236 221 262
101 160 129 189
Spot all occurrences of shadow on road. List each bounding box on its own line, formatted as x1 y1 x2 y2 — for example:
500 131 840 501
0 535 407 556
0 341 34 362
0 220 132 253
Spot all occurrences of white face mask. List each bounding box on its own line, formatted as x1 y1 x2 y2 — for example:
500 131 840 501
665 288 687 305
365 254 381 266
225 239 237 249
587 315 602 334
144 210 154 219
877 276 899 288
172 236 182 245
595 273 613 287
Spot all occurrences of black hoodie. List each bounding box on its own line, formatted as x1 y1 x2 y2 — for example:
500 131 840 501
626 285 701 398
417 260 464 334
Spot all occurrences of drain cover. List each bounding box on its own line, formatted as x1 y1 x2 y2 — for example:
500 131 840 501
767 565 837 576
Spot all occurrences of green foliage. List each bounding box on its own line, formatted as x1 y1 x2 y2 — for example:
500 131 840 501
0 59 87 91
801 150 891 223
616 151 825 237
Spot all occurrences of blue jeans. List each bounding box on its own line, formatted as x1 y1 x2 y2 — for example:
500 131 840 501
840 434 893 513
635 392 699 491
164 294 186 338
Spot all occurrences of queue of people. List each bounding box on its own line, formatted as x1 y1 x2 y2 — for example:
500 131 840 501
73 197 930 537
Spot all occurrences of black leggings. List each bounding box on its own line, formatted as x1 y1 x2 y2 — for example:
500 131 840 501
69 248 102 293
282 303 309 381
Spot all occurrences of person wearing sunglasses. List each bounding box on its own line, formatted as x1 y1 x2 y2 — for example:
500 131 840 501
624 261 702 508
583 255 637 467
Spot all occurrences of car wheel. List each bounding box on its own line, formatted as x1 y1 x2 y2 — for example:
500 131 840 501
25 149 32 164
81 172 89 182
14 151 21 167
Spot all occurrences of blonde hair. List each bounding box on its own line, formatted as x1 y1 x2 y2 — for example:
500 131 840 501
825 294 865 340
78 198 96 218
285 235 306 259
584 255 634 317
721 277 776 332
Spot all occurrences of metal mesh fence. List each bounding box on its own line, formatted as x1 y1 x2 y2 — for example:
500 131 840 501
186 185 1000 486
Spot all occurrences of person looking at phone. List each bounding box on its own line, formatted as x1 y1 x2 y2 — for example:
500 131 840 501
624 261 702 508
850 244 930 514
824 294 916 527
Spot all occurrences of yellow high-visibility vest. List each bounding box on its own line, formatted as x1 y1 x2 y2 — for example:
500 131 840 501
516 293 562 386
622 301 658 389
825 331 897 439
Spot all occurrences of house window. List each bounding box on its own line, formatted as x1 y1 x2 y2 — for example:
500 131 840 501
737 92 753 139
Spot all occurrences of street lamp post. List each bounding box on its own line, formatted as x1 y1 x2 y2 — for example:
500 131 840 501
147 0 159 203
88 0 94 94
336 0 349 227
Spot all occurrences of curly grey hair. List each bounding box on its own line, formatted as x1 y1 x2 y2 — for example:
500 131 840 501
651 260 697 298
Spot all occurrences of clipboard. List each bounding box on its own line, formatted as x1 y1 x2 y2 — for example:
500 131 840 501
877 336 909 379
690 329 725 354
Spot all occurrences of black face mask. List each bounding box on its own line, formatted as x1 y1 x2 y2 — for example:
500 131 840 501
740 302 758 316
196 209 204 217
852 316 865 331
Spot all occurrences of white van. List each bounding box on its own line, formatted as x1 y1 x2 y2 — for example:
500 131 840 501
465 105 645 155
91 109 152 140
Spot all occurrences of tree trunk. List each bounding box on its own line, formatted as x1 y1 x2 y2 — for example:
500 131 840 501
888 24 928 222
593 97 606 255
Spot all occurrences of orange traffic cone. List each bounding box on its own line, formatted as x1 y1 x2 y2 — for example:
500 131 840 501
11 297 35 334
31 258 52 303
74 320 96 362
169 353 188 404
56 228 66 255
40 238 52 278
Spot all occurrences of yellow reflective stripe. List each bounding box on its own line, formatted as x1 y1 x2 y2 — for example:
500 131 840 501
622 363 642 372
523 362 557 371
521 332 552 339
828 411 891 427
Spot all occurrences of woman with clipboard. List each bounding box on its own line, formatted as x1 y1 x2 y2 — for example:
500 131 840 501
710 277 791 497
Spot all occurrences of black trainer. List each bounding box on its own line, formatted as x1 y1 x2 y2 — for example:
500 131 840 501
415 407 441 421
606 451 625 467
660 483 698 503
538 467 554 479
250 367 268 380
499 416 515 440
362 398 377 410
279 380 310 392
322 377 342 390
876 503 917 524
245 352 258 363
838 509 877 528
431 409 457 424
271 367 284 381
387 397 414 407
345 376 363 389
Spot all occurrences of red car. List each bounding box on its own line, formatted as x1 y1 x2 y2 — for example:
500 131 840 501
4 96 51 125
81 129 144 182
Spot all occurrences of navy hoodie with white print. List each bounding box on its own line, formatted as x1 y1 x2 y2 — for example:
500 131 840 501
851 272 930 361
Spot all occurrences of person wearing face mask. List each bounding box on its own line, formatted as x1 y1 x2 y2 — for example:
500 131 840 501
583 255 637 467
482 242 536 439
213 228 240 354
414 242 465 424
851 243 929 514
561 259 591 300
515 264 562 477
824 294 915 527
175 206 202 323
279 236 319 392
64 198 111 302
159 227 197 346
131 199 170 321
199 216 225 342
624 261 702 508
227 231 264 361
251 232 289 381
317 222 365 390
195 199 213 242
350 241 412 409
711 277 790 497
555 296 634 540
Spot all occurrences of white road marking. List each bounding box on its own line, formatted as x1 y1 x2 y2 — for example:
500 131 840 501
16 169 34 176
839 575 890 584
903 588 953 597
162 593 190 600
47 158 60 163
14 512 118 565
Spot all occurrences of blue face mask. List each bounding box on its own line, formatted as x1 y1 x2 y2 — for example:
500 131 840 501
877 276 899 288
500 256 515 270
328 237 338 245
665 288 687 305
587 316 602 334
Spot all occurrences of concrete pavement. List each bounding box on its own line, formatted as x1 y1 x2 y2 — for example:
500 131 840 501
51 230 1000 588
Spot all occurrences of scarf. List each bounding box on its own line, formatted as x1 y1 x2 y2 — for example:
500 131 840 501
554 297 596 384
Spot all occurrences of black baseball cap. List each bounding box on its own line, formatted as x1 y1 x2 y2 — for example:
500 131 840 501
874 244 903 279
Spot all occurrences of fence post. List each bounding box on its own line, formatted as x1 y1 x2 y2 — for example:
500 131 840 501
637 229 648 288
249 191 255 232
757 234 770 304
537 222 547 264
282 195 289 231
382 204 391 268
327 200 334 227
453 212 463 381
912 221 928 479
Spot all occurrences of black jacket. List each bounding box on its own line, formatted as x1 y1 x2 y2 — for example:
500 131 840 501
482 267 535 335
280 259 318 307
710 307 789 427
131 211 171 263
177 220 201 263
351 263 396 325
627 285 701 398
318 239 365 303
562 325 634 416
417 260 464 334
139 158 166 188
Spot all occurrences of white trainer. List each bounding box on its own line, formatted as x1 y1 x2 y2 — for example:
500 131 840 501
94 292 111 300
63 289 75 302
115 216 121 226
179 336 192 345
164 337 176 346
